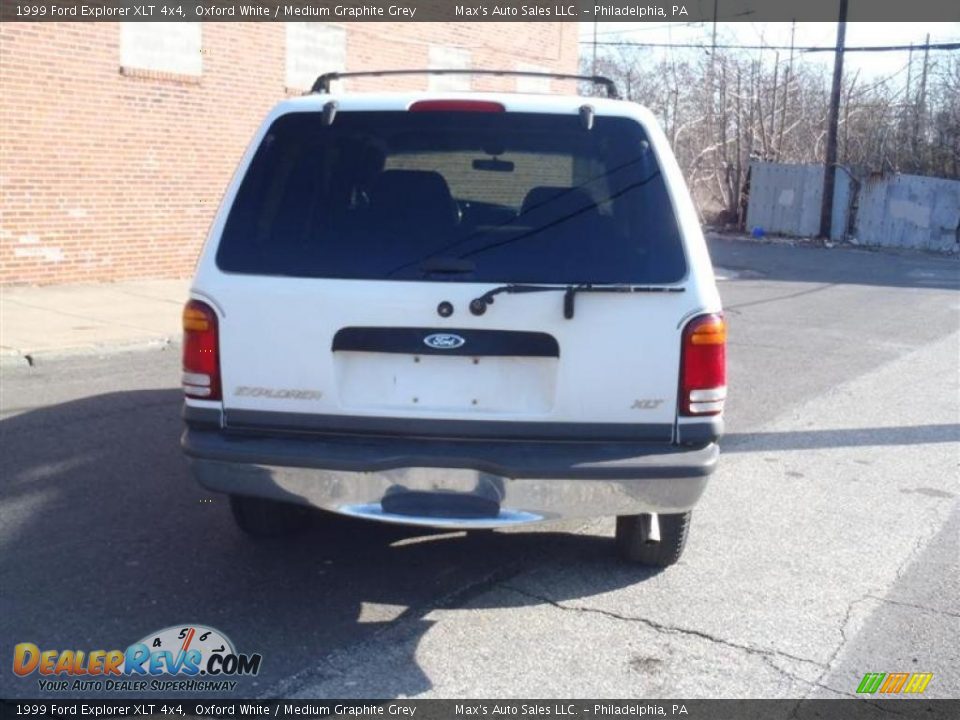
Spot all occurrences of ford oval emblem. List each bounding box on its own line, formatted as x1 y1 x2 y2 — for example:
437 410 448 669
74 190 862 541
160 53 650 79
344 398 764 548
424 333 466 350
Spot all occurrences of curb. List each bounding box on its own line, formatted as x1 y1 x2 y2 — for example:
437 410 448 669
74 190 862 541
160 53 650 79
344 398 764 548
1 337 178 369
707 230 960 258
0 351 30 369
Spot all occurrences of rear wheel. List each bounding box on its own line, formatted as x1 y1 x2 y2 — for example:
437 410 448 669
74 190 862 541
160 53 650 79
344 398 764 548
229 495 310 537
615 511 691 566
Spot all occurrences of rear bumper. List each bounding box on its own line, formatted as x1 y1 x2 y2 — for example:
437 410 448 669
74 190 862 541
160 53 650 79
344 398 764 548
182 428 718 529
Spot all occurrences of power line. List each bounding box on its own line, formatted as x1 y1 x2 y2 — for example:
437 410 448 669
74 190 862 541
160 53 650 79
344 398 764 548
580 40 960 53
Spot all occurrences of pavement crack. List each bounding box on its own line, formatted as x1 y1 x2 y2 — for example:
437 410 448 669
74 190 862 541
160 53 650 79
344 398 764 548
894 529 933 583
725 283 837 311
499 583 826 671
865 595 960 618
499 584 877 701
805 517 945 700
809 590 874 702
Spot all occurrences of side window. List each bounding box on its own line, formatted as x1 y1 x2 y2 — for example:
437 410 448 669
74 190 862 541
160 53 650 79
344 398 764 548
120 22 202 77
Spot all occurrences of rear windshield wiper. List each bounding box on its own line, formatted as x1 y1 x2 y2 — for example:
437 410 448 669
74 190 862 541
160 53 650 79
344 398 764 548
469 283 684 320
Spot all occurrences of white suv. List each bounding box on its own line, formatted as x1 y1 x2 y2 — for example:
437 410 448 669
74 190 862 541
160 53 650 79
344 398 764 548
181 70 725 566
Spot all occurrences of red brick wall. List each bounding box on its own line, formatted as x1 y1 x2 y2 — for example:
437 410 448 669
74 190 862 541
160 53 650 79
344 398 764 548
0 22 578 285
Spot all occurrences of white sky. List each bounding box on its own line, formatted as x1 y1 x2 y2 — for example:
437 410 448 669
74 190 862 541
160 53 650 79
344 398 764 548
579 22 960 82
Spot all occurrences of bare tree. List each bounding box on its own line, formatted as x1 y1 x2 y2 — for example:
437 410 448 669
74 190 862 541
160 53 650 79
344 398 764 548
585 46 960 224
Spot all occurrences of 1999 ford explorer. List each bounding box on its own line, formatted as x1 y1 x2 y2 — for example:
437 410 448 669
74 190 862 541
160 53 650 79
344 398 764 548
180 70 726 566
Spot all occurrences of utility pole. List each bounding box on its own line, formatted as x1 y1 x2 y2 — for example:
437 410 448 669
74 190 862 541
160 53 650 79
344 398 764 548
819 0 848 240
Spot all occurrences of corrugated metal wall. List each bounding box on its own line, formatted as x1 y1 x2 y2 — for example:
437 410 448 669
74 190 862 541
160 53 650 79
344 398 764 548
746 163 834 238
745 162 960 252
855 174 960 253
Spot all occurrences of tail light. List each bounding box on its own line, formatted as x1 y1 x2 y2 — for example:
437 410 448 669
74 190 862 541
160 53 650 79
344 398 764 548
680 313 726 416
182 300 220 401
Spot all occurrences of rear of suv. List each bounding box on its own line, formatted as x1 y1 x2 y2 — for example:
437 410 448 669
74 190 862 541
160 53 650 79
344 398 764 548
181 70 725 566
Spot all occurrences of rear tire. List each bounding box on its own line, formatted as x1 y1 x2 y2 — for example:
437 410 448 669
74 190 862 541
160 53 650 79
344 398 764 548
615 511 691 566
229 495 310 538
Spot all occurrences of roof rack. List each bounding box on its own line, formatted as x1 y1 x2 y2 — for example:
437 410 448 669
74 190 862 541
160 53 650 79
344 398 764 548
310 69 620 99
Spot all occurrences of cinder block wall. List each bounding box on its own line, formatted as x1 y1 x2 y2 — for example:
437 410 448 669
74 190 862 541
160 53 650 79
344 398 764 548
0 22 578 285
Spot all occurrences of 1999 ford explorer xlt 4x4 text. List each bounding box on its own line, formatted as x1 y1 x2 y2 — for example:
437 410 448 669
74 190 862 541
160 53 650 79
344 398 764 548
181 70 726 566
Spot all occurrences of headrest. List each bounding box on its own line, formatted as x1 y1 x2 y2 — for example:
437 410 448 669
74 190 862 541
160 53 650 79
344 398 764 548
369 170 457 228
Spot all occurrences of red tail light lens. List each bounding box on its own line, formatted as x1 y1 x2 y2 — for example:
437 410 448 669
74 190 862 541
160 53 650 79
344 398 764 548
409 100 505 113
680 313 726 416
182 300 220 401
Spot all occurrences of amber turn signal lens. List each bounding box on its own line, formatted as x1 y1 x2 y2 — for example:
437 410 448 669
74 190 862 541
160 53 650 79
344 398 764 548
689 316 726 345
183 306 211 332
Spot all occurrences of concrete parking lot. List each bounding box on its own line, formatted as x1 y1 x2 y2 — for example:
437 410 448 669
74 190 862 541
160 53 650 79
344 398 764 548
1 237 957 699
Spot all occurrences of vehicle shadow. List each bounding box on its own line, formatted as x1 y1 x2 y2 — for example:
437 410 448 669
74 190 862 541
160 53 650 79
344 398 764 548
721 424 960 453
0 389 658 700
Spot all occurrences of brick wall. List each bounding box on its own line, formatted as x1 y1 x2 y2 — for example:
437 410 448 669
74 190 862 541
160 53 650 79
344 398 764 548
0 22 578 285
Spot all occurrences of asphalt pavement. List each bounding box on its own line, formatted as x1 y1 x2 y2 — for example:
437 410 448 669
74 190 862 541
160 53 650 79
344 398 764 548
1 237 957 700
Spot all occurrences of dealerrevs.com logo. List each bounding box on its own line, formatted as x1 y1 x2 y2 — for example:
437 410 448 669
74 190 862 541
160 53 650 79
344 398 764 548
13 624 262 693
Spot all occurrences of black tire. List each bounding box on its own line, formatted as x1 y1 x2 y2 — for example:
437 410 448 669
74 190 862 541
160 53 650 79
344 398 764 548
615 511 692 566
229 495 311 538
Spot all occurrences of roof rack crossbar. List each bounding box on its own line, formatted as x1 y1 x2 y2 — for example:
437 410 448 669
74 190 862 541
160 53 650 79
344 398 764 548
310 69 620 99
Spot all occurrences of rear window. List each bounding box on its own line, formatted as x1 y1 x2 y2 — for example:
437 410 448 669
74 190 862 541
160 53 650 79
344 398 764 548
216 111 687 284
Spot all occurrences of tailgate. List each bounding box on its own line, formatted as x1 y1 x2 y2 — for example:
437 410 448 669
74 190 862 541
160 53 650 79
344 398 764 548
211 277 685 435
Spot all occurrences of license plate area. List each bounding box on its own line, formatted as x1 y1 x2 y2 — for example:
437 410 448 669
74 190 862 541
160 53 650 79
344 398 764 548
333 352 558 414
332 327 560 415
